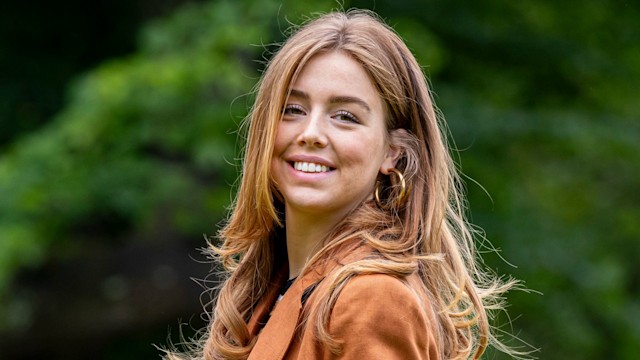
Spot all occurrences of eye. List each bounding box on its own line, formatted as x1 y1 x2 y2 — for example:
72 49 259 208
334 110 359 123
283 104 306 116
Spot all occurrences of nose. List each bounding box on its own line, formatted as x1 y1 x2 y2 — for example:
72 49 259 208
296 112 328 148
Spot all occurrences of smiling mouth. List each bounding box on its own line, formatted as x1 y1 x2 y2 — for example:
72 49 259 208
292 161 333 173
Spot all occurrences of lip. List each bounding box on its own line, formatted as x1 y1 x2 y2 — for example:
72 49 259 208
286 154 336 169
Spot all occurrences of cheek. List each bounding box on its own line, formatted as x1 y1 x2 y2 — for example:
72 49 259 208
273 128 285 157
340 134 387 167
272 123 292 154
270 127 285 180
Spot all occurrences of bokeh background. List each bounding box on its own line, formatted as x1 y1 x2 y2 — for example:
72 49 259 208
1 0 638 359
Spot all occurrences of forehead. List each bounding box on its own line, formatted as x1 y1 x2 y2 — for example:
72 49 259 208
288 51 384 109
294 51 368 86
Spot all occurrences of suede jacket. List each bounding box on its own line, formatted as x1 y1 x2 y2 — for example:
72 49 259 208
246 240 440 360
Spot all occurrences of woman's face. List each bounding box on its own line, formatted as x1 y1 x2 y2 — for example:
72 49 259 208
271 51 398 220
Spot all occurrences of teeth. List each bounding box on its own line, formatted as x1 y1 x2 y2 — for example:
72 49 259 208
294 162 330 173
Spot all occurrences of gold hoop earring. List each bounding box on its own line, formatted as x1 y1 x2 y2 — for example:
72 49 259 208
374 168 407 208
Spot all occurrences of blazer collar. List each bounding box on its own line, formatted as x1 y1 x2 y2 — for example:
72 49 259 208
247 239 372 360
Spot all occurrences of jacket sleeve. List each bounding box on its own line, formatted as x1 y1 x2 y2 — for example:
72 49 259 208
325 274 438 360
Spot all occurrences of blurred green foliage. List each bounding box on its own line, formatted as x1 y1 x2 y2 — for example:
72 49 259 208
0 0 638 359
0 0 158 148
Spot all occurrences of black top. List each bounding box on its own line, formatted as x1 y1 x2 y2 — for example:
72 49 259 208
279 277 297 298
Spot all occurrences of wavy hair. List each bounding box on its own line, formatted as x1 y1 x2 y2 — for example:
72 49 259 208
165 9 522 360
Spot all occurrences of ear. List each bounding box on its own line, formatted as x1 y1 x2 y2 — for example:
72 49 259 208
379 128 406 175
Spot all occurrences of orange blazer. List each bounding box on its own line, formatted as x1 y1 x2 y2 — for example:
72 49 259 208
246 241 440 360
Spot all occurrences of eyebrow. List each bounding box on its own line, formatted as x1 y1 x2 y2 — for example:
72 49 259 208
289 89 371 113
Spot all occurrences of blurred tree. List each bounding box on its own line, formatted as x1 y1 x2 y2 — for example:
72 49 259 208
357 1 640 358
0 0 337 358
0 0 203 149
0 0 638 359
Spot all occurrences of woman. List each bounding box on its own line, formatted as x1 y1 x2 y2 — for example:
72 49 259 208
167 10 520 360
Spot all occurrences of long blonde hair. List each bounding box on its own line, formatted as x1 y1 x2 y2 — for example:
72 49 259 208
167 10 520 360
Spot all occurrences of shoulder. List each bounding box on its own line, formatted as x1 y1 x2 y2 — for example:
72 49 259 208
332 273 430 327
339 273 422 302
326 273 439 359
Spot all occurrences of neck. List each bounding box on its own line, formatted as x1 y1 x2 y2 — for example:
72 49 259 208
284 208 347 279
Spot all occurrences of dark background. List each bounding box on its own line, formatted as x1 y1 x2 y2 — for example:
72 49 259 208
1 0 638 359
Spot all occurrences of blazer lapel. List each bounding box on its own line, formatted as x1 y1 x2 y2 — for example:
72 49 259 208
247 240 371 360
247 277 305 360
